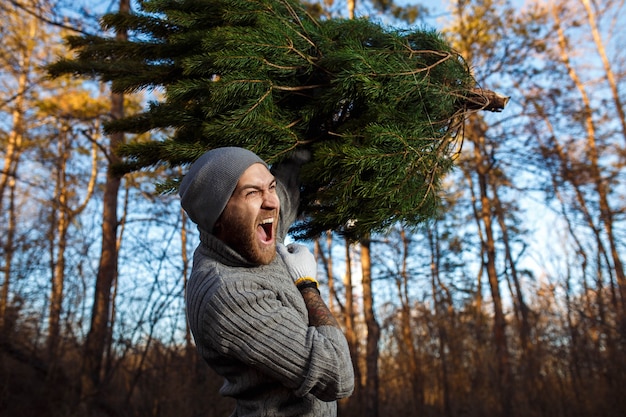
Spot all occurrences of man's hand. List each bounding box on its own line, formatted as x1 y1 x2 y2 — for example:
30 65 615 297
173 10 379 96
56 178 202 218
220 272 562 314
277 243 317 283
277 243 340 328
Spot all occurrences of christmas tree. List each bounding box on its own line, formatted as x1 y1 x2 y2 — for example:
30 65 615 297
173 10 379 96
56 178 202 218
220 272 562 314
49 0 507 239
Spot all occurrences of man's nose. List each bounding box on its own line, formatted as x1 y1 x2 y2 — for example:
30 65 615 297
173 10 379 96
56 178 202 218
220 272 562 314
262 191 279 209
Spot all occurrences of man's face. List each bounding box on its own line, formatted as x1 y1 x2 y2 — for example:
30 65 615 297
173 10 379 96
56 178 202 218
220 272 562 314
214 163 280 265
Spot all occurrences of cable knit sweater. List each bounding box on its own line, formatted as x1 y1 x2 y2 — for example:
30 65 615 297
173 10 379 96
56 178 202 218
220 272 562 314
185 163 354 416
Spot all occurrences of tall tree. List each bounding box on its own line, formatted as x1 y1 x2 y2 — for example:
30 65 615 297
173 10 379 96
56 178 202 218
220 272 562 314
427 219 454 417
0 0 53 335
360 237 380 417
462 117 513 416
525 0 625 345
521 1 626 408
445 0 521 414
579 0 626 147
397 228 424 414
550 0 625 326
38 88 102 360
80 0 130 405
342 238 362 410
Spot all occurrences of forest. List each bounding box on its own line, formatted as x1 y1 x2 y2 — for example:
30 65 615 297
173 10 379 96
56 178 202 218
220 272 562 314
0 0 624 416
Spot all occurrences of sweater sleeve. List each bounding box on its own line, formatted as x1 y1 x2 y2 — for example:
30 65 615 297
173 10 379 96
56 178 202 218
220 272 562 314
202 278 354 401
271 152 309 241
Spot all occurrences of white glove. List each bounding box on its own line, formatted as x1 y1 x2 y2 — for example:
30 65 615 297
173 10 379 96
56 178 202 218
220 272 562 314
277 243 317 283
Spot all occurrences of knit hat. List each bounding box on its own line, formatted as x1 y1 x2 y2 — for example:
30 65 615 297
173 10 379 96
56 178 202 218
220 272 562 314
179 147 267 233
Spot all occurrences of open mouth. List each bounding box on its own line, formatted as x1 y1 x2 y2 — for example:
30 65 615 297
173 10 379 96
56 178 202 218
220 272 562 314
257 217 275 244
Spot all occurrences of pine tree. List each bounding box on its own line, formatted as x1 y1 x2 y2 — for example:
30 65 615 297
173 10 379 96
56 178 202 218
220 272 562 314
48 0 506 240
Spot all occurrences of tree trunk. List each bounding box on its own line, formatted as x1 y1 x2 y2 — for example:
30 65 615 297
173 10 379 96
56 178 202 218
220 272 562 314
48 127 70 360
347 0 356 19
361 237 380 417
490 183 535 398
531 100 614 316
80 0 129 403
0 20 32 334
579 0 626 146
343 238 362 410
428 224 453 417
1 174 18 338
48 130 98 361
181 208 193 360
478 173 512 417
467 117 512 417
551 1 626 324
315 232 335 312
397 229 424 414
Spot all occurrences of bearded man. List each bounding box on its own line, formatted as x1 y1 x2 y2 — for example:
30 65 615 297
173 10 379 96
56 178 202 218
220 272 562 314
179 147 354 417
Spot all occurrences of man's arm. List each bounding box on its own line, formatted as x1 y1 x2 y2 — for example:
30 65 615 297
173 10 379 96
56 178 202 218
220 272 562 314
299 287 340 327
201 276 355 401
270 149 311 240
276 244 354 400
278 243 343 329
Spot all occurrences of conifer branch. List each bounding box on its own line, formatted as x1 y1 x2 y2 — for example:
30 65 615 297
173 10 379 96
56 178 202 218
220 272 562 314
48 0 510 239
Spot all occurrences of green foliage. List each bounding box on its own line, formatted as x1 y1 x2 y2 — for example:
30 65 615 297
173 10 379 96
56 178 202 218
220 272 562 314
48 0 477 240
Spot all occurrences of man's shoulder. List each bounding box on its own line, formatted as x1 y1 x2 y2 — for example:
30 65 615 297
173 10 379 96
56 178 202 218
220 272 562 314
188 255 267 295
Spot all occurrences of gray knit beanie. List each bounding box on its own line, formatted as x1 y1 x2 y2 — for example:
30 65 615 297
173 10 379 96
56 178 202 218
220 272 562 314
179 147 267 233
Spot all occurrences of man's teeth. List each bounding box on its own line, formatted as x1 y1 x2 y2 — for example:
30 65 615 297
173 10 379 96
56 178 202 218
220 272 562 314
261 218 274 224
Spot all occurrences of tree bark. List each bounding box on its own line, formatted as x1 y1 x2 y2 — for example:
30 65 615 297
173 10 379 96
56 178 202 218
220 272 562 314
48 128 97 360
315 232 336 312
80 0 129 403
397 229 424 414
361 237 380 417
343 239 362 409
0 14 33 335
552 1 626 330
466 116 512 417
428 224 453 417
579 0 626 146
181 207 194 363
48 127 70 360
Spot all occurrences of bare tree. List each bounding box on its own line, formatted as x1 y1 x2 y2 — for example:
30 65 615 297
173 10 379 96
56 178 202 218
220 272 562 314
550 0 625 330
0 3 37 335
80 0 130 404
47 123 98 360
360 237 380 417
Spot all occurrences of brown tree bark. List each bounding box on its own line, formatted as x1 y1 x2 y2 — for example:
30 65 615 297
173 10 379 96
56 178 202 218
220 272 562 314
490 185 532 356
361 237 380 417
396 229 424 414
47 127 71 361
80 0 129 404
181 207 194 363
48 128 98 360
0 12 33 335
465 116 513 417
347 0 356 19
552 1 626 329
427 224 453 417
1 172 18 338
490 181 539 406
579 0 626 146
315 232 336 312
343 238 362 409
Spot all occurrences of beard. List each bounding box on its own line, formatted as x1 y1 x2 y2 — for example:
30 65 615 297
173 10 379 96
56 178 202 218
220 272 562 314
215 208 277 265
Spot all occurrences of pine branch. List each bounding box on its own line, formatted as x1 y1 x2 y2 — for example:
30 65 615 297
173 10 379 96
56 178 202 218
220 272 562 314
49 0 510 240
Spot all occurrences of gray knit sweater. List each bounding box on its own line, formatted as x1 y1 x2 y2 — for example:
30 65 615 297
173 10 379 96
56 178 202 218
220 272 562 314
185 163 354 416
